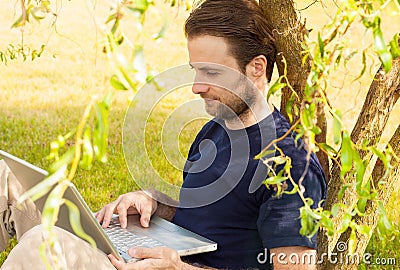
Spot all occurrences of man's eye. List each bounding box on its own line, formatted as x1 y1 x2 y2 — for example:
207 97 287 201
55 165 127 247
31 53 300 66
206 71 220 76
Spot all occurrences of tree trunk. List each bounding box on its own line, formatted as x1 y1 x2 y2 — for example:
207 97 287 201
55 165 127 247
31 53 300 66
259 0 330 179
318 57 400 269
319 125 400 270
326 58 400 210
259 1 400 269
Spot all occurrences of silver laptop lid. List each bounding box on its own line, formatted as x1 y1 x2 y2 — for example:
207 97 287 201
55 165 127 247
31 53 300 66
0 150 124 260
0 150 217 259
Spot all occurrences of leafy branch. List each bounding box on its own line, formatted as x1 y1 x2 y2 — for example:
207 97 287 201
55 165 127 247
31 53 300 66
264 0 400 255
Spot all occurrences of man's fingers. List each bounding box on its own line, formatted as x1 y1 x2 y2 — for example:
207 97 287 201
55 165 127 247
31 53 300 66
97 195 123 228
128 247 164 259
117 201 129 229
108 254 126 270
95 209 105 223
138 204 152 228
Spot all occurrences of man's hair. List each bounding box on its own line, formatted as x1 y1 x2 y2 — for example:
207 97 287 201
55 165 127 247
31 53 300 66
185 0 276 82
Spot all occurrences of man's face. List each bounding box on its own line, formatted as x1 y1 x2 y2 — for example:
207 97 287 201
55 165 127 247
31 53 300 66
188 35 256 120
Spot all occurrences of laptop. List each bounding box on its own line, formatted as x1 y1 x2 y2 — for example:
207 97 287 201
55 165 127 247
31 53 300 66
0 150 217 262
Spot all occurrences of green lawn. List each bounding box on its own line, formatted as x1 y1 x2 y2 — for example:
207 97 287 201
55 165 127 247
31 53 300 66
0 0 399 268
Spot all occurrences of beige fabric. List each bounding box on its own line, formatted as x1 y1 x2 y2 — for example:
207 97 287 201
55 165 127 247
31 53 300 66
1 225 115 270
0 160 41 250
0 160 115 269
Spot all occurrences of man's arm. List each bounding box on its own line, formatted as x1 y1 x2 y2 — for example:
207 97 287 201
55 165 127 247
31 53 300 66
270 246 316 270
146 189 177 221
154 202 176 221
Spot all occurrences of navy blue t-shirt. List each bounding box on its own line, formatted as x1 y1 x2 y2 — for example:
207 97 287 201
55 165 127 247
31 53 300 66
173 109 327 269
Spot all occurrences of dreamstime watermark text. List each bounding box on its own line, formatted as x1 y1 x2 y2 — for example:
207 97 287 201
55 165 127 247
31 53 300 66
257 242 397 266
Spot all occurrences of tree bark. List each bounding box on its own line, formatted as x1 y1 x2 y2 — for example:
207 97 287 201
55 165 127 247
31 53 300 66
318 57 400 269
260 1 400 269
325 58 400 211
319 125 400 270
260 0 330 180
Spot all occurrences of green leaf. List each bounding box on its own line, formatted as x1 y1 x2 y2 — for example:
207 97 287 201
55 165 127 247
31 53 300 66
93 102 109 163
64 199 97 247
338 184 351 201
377 201 393 233
133 45 147 84
331 204 341 217
370 146 388 169
300 109 312 129
354 50 367 81
355 159 366 191
318 32 325 58
320 215 334 237
332 109 342 145
110 75 128 90
103 90 114 109
152 14 168 41
357 225 371 237
41 183 65 229
80 128 94 170
285 93 295 123
338 213 352 233
105 13 117 24
348 228 356 254
49 148 75 173
389 33 400 58
340 131 353 177
357 198 368 214
282 184 299 195
271 156 288 165
372 18 392 72
263 175 288 185
11 15 24 28
254 149 275 160
318 143 338 156
31 7 46 21
135 0 151 12
17 165 67 205
299 207 320 238
267 78 286 101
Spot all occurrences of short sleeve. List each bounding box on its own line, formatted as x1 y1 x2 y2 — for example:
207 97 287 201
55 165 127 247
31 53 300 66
256 163 326 250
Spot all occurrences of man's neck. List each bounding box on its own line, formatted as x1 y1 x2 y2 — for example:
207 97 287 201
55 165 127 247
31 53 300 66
224 100 274 130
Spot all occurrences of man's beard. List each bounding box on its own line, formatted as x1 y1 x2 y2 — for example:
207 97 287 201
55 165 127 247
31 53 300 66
206 76 257 121
216 94 252 120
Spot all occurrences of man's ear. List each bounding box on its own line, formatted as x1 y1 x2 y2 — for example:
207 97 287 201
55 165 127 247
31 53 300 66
247 55 267 78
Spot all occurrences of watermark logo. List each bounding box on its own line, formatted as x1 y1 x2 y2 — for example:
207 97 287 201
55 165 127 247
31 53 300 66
257 241 397 266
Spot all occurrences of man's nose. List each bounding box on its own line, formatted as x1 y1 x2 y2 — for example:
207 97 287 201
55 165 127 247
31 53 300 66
192 82 209 94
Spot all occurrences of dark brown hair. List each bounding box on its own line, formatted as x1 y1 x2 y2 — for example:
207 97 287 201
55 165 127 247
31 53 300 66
185 0 276 82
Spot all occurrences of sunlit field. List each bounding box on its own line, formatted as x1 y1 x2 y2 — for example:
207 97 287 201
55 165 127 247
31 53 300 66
0 0 399 268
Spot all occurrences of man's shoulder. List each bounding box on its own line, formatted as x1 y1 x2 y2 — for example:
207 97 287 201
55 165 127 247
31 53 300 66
197 118 224 136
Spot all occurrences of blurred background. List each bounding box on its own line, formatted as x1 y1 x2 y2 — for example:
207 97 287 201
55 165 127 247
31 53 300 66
0 0 398 267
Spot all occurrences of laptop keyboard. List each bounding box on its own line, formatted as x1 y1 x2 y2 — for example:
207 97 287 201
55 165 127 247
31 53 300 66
104 218 165 254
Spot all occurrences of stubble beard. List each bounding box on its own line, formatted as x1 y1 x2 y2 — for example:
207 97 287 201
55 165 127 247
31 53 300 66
205 88 256 121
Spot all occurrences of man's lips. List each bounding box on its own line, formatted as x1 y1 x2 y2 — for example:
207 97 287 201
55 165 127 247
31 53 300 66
200 94 218 103
204 98 217 105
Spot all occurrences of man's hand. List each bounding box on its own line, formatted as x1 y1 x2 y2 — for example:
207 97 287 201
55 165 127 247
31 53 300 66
108 247 184 270
95 191 157 228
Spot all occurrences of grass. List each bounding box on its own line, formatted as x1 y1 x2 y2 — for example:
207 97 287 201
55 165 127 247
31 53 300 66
0 0 399 268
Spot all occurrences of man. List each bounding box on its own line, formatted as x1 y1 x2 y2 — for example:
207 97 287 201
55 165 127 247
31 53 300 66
0 0 326 269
